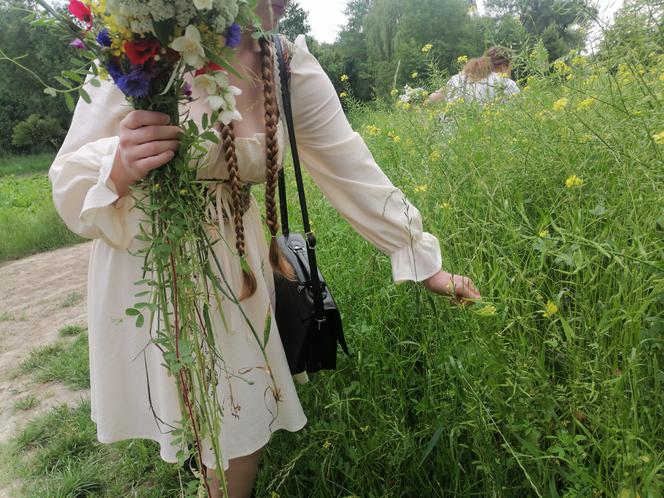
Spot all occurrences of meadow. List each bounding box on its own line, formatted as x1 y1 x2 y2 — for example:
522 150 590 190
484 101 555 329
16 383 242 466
0 49 662 497
0 153 82 262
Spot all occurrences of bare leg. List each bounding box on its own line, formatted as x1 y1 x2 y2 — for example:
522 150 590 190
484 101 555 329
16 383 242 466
207 447 264 498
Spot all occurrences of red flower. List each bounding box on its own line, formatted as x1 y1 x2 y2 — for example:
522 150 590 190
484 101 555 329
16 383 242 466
123 39 162 65
68 0 93 30
194 62 223 77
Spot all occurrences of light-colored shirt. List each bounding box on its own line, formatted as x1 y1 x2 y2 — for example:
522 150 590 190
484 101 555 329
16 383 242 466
445 71 520 103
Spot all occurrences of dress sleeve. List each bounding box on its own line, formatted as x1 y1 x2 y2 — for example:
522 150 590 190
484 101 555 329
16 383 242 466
287 36 442 283
49 75 143 250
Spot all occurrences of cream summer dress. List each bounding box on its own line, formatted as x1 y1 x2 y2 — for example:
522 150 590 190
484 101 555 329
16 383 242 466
49 36 442 470
446 71 520 103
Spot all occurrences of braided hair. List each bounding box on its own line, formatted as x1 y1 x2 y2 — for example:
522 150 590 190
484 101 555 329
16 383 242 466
220 37 294 301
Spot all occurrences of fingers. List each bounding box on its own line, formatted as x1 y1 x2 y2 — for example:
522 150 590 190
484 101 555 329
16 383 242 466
134 150 176 173
122 110 171 129
130 140 181 162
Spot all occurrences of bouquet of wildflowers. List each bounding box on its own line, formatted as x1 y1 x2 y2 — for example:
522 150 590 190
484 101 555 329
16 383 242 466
10 1 280 494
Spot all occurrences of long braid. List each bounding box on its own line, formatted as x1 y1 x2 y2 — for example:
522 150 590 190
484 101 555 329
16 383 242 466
221 122 257 300
260 37 294 280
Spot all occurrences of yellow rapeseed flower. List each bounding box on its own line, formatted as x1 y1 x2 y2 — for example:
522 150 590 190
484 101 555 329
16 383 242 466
360 425 369 432
322 440 332 449
422 43 433 54
571 55 586 66
270 492 280 498
538 229 550 238
659 74 664 83
653 131 664 144
414 184 428 193
576 97 594 110
565 175 584 188
339 92 348 98
456 55 468 64
411 71 418 79
429 149 441 161
390 88 399 97
340 74 349 82
585 74 598 84
439 202 452 210
552 97 569 112
543 300 558 318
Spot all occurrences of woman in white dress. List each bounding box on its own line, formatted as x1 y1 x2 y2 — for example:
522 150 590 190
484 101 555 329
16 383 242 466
428 46 520 105
49 1 481 496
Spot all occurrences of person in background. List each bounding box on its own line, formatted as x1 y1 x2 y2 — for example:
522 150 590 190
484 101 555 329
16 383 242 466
427 46 520 105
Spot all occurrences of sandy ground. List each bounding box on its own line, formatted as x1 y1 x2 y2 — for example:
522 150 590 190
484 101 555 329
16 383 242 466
0 242 92 445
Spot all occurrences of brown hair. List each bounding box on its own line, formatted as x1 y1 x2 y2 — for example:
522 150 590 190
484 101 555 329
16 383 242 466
463 46 513 82
220 37 294 301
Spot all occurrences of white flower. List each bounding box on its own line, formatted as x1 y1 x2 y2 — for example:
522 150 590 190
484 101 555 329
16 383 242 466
193 74 218 95
170 25 206 69
193 0 213 9
207 84 243 124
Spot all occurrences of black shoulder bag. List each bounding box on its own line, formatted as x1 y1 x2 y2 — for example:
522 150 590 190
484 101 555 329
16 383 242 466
272 34 349 375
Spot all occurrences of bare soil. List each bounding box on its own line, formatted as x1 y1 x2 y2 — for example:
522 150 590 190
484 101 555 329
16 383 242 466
0 242 92 445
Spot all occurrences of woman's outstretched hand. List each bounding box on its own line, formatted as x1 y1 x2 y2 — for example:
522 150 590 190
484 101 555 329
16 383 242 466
423 270 481 304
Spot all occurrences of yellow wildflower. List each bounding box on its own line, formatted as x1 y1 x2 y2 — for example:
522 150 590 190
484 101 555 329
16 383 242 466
398 101 412 111
414 184 428 193
411 71 419 79
421 43 433 54
571 55 586 66
543 300 558 318
340 74 349 82
390 88 399 97
360 425 369 432
576 97 594 110
565 175 584 188
322 440 332 449
387 131 401 143
497 72 509 78
478 305 497 316
538 229 550 238
456 55 468 64
552 97 569 112
339 92 348 98
270 492 280 498
429 149 441 161
364 124 381 136
585 74 598 84
652 131 664 145
659 74 664 83
553 60 569 73
439 202 452 210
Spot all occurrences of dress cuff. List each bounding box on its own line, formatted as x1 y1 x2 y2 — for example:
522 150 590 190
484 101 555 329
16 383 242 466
390 232 442 283
80 143 122 225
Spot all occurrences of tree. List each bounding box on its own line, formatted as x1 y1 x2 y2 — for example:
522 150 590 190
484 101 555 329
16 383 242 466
485 0 596 61
279 1 311 40
0 0 72 154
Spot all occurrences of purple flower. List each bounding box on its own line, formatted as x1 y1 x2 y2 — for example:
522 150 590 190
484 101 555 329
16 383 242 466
116 65 152 98
96 29 111 47
182 82 192 97
69 38 85 50
106 60 123 83
225 23 242 49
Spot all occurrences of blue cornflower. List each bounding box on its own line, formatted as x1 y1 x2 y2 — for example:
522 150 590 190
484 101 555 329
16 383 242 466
96 29 111 47
116 65 152 98
225 23 242 48
106 60 123 83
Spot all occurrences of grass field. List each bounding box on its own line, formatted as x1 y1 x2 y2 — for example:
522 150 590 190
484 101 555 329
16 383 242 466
0 153 82 263
1 50 662 497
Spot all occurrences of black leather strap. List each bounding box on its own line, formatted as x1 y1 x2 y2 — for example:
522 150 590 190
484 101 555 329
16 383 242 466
273 34 326 324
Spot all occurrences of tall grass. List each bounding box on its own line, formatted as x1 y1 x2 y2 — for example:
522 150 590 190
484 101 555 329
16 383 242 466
256 52 664 497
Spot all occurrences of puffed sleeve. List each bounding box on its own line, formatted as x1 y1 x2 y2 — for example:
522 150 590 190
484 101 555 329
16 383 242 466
49 74 142 250
288 36 442 283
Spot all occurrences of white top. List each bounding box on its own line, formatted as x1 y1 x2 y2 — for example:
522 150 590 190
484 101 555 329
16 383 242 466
49 36 442 470
445 72 520 103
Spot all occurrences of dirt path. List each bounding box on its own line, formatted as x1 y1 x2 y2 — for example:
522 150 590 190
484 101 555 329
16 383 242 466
0 242 92 446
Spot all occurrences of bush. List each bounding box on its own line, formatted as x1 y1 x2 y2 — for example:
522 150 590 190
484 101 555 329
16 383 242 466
11 114 64 153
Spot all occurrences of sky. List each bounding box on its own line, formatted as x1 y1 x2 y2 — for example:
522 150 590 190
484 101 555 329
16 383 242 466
296 0 627 44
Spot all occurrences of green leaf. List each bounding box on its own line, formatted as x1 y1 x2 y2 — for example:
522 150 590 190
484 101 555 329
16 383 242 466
418 426 445 467
54 76 72 89
135 314 145 328
125 308 140 317
64 92 75 111
63 70 83 83
263 312 271 348
89 78 101 87
203 46 243 79
79 87 91 104
153 19 175 45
